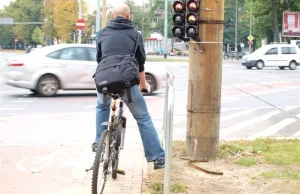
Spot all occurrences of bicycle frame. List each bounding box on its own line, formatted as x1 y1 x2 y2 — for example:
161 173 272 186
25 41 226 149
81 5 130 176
108 95 126 149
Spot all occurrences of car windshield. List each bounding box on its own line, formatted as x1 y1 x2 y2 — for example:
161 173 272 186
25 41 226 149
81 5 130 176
28 45 68 55
251 47 265 55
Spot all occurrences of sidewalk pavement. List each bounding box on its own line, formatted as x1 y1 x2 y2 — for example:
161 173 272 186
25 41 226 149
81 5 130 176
0 112 152 194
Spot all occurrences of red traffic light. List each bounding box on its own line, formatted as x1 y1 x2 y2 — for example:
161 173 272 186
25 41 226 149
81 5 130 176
187 0 199 12
173 0 185 12
186 13 198 24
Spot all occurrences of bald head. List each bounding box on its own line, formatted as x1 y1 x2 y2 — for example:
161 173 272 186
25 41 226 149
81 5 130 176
112 3 131 20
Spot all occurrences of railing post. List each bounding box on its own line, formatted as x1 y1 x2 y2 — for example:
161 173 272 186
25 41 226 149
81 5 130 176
163 70 174 194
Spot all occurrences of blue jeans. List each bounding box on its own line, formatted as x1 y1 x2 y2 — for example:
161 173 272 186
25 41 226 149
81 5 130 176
95 85 165 162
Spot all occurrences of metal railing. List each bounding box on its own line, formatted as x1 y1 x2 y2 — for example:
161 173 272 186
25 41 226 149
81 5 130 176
163 70 175 194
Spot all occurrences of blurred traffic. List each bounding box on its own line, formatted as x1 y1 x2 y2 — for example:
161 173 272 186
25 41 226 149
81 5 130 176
3 44 167 97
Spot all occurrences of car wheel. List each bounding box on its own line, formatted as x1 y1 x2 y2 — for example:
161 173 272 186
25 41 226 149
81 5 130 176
256 60 264 69
246 67 252 69
279 66 285 70
146 74 156 94
289 61 297 70
30 89 38 93
37 75 59 97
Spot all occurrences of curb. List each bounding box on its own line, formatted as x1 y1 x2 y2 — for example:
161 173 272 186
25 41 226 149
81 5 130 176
0 50 25 54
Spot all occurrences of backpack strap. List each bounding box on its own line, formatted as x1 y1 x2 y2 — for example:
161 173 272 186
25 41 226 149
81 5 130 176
131 32 139 60
127 32 140 103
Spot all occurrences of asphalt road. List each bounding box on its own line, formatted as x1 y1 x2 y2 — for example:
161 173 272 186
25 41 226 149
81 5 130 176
0 51 300 141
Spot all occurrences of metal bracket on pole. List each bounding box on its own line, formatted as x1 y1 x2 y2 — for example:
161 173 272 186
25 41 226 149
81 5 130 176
199 20 224 24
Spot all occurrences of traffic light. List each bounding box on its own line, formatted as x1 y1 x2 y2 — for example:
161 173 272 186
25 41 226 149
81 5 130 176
172 0 200 42
172 0 186 40
186 0 200 41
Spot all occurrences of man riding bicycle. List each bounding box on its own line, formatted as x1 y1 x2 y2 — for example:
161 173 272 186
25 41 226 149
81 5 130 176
92 3 165 169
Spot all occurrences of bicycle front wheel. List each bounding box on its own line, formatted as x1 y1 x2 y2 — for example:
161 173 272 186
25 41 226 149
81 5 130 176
92 130 110 194
112 123 122 179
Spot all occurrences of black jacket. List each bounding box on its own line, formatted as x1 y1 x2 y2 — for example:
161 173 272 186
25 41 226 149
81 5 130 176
96 16 146 72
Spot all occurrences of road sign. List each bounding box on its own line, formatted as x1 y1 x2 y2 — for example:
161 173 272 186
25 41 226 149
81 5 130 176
248 35 254 41
14 38 19 42
0 17 13 24
75 19 85 30
248 40 253 45
240 43 245 48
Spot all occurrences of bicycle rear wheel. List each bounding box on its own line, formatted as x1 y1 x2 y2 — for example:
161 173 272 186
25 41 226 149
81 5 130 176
92 130 110 194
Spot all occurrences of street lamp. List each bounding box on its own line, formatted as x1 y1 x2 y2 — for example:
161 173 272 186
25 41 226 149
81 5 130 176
96 0 101 33
235 0 238 59
163 0 168 58
249 0 252 52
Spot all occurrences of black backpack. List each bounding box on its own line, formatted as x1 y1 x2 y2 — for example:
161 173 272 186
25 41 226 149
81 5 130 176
93 32 140 102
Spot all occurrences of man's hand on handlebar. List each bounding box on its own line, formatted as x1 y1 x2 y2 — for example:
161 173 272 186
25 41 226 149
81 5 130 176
139 82 150 95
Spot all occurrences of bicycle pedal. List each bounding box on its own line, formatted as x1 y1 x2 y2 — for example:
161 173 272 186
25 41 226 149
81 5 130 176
85 165 94 172
116 169 126 175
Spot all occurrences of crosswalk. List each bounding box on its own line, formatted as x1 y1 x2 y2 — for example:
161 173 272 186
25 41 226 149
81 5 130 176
0 96 38 123
168 106 300 140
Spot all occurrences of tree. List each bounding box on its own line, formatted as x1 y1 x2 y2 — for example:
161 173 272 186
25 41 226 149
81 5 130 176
32 26 45 44
271 0 279 42
124 0 151 38
0 10 15 46
2 0 44 45
148 0 173 36
43 0 87 43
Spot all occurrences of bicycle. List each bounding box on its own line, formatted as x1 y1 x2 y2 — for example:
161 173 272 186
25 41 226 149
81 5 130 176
89 87 149 194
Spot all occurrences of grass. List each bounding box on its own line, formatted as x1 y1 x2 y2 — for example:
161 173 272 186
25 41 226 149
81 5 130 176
149 182 187 194
236 157 257 166
261 170 300 180
219 139 300 165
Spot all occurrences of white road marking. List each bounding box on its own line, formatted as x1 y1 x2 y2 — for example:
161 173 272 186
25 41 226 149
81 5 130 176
221 110 282 136
4 104 28 107
247 118 296 139
12 100 34 103
84 105 95 108
0 91 30 94
0 107 24 111
221 108 260 121
18 97 38 100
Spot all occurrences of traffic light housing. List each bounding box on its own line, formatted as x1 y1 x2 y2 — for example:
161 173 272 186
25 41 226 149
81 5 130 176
172 0 200 42
172 0 186 40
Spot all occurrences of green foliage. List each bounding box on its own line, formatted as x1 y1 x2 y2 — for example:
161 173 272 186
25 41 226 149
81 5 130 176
32 27 45 44
0 25 15 45
148 0 173 37
3 0 44 44
124 0 151 38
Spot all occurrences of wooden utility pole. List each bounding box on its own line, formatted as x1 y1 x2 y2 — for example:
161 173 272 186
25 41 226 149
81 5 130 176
101 0 107 28
186 0 224 159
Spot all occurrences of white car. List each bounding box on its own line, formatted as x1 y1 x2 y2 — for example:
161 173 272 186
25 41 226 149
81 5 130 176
241 44 300 70
4 44 166 96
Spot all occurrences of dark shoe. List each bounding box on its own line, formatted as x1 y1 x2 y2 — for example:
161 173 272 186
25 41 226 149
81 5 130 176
153 158 165 170
91 142 98 152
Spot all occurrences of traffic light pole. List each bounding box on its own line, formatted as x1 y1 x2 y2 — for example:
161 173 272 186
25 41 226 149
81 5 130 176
101 0 107 29
77 0 82 44
186 0 224 159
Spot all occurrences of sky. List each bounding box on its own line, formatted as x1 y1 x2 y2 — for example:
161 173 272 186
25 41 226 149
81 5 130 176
0 0 149 10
